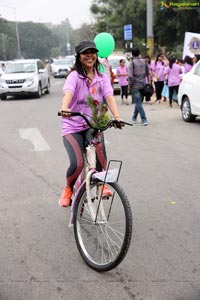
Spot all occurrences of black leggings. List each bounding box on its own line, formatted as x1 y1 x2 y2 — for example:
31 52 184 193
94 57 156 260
154 81 164 101
120 85 128 99
169 85 179 105
63 130 107 189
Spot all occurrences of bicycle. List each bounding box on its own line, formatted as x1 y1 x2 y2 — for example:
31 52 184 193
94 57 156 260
58 111 133 272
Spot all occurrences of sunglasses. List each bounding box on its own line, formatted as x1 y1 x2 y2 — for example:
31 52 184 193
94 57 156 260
81 49 97 55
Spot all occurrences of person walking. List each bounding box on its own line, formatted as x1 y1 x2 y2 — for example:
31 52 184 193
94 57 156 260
116 59 129 104
128 47 149 126
164 56 182 108
59 40 123 207
144 54 153 103
152 53 168 103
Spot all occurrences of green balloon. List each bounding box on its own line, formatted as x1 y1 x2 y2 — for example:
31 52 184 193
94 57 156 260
99 63 105 73
94 33 115 58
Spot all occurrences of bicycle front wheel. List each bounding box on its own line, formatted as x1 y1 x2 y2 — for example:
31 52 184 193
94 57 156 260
73 181 132 272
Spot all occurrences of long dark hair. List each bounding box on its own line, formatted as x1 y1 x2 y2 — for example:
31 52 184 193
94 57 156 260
144 54 151 65
194 54 200 62
155 53 164 66
68 53 101 78
183 55 193 66
169 56 176 68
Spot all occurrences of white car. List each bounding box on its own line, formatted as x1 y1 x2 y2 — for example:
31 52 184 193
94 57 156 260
0 59 50 100
108 55 129 93
178 60 200 122
51 56 74 78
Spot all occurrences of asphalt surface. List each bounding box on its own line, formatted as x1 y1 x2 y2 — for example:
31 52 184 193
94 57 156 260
0 78 200 300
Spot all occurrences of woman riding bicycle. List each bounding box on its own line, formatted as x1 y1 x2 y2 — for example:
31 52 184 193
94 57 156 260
59 40 122 207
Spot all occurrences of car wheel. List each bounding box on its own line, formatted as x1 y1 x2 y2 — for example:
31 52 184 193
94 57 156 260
35 83 42 98
1 94 7 100
181 96 196 122
45 80 50 94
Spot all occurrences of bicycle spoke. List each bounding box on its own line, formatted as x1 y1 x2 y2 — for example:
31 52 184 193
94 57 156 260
74 181 132 271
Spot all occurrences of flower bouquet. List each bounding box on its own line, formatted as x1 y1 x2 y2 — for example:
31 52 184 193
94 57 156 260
87 95 110 128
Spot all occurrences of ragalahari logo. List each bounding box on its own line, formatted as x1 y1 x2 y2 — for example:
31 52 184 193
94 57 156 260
161 1 200 10
188 37 200 54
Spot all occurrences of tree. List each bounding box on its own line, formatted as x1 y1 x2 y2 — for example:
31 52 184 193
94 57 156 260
0 18 17 60
154 1 200 56
90 0 200 56
50 19 74 56
19 22 58 59
90 0 147 50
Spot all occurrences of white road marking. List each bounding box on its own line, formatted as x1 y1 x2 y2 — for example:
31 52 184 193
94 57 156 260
19 128 50 151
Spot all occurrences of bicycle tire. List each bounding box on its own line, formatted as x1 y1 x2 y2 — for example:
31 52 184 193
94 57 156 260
73 180 132 272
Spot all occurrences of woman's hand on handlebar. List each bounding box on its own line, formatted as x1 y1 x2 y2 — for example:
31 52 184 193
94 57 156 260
60 109 71 118
113 120 125 129
113 116 125 129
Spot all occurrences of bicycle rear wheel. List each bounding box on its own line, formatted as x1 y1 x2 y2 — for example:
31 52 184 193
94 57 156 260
73 181 132 272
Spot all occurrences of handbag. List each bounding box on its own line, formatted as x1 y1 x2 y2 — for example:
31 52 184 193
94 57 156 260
161 83 169 98
142 84 153 97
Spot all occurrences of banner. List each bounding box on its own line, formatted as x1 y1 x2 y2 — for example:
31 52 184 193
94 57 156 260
183 31 200 58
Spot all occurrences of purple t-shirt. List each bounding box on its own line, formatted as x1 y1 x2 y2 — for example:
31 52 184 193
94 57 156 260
62 70 113 136
116 66 128 86
152 61 166 81
164 63 182 87
184 63 193 73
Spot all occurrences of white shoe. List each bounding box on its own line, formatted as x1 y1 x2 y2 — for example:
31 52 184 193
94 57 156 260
141 120 148 126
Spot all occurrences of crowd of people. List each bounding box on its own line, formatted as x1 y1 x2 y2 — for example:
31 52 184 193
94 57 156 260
113 51 200 125
142 52 200 106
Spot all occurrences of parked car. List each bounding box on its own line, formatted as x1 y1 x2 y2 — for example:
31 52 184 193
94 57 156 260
64 55 75 66
51 56 74 78
0 59 50 100
178 60 200 122
108 54 129 93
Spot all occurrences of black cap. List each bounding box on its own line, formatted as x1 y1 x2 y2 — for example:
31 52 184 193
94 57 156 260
75 40 98 55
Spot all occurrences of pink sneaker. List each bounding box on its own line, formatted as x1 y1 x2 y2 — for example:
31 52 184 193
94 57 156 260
101 185 113 197
59 187 73 207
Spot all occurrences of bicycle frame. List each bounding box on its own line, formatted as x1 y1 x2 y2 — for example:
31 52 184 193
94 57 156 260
68 143 122 227
58 111 130 227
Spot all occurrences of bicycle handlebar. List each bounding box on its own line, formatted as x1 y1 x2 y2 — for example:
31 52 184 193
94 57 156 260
58 111 133 131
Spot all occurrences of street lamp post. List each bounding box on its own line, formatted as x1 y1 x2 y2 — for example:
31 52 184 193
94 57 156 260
13 7 22 59
66 24 70 55
1 33 6 60
146 0 154 57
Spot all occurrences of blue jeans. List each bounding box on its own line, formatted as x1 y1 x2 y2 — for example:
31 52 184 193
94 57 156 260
131 89 147 122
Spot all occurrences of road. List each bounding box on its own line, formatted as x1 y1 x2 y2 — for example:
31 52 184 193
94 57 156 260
0 78 200 300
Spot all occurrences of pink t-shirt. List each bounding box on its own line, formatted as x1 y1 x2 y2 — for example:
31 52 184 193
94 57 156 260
152 61 166 81
164 63 182 87
62 70 113 136
116 65 128 86
184 63 193 73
